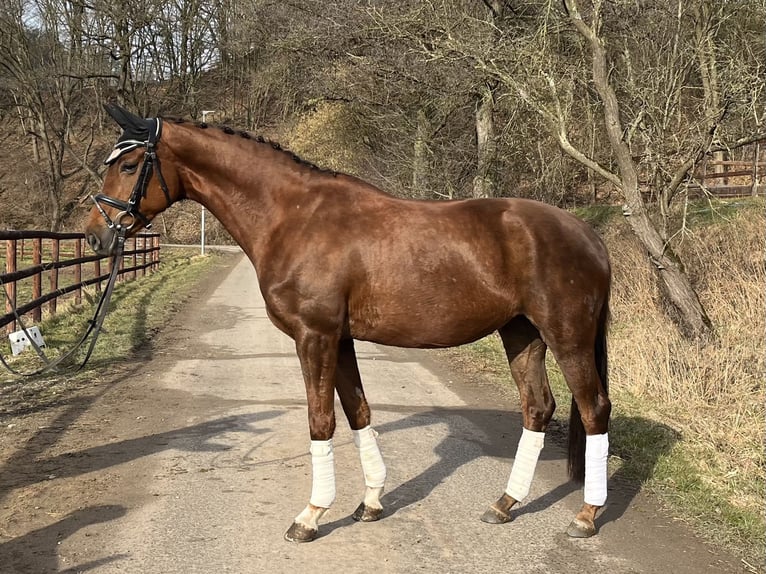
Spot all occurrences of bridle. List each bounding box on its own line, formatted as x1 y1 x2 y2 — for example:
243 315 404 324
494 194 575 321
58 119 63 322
91 117 173 232
1 114 175 378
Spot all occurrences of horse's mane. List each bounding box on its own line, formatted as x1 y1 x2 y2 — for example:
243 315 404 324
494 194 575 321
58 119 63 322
161 116 334 175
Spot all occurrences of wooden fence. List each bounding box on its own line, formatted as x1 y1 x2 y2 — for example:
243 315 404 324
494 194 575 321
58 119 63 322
1 231 160 334
689 143 765 197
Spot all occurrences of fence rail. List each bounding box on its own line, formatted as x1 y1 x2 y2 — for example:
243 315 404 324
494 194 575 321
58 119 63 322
1 231 160 333
688 143 765 197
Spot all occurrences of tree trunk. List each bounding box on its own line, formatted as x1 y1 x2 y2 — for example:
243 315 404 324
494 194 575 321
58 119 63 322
695 3 725 179
565 0 713 339
622 203 712 338
751 142 761 196
473 81 496 198
412 108 430 198
473 0 504 199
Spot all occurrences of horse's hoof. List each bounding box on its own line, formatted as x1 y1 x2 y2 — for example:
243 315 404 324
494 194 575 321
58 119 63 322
284 521 318 543
566 518 596 538
352 503 383 522
480 505 513 524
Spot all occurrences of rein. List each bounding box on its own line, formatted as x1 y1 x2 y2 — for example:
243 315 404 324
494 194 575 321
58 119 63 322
2 113 172 377
0 230 127 377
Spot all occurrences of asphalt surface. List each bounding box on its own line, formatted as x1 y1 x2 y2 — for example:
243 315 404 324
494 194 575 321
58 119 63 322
0 254 747 573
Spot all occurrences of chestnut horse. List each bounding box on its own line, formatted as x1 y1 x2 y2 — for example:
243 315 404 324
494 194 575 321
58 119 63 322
86 104 612 543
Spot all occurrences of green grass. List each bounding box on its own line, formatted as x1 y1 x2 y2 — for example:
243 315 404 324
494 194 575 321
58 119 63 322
680 196 764 228
1 249 225 384
572 204 622 229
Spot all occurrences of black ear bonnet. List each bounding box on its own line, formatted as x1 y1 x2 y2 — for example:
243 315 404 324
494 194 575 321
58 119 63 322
103 103 162 165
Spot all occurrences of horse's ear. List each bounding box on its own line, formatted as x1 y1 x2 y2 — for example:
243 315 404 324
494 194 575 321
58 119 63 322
103 102 148 133
102 102 154 164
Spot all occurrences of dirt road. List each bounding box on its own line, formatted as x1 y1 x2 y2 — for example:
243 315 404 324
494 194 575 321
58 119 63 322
0 254 745 573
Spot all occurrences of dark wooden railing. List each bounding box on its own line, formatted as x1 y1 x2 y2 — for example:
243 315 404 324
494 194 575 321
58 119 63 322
1 231 160 333
690 143 765 197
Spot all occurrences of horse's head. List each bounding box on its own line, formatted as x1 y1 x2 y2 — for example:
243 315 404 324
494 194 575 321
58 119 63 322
85 103 182 255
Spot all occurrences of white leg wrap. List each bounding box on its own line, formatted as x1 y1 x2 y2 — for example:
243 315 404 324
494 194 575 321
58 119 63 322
308 439 336 508
353 426 386 488
362 486 384 510
505 428 545 502
584 432 609 506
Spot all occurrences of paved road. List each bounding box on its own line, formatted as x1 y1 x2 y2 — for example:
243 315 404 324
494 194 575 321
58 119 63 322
0 255 745 573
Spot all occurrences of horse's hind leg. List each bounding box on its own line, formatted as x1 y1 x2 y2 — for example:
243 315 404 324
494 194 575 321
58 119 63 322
538 289 610 538
549 340 610 538
481 317 555 524
335 338 387 522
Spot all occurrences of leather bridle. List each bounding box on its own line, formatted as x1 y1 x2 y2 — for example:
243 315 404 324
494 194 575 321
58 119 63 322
91 117 172 231
1 115 175 378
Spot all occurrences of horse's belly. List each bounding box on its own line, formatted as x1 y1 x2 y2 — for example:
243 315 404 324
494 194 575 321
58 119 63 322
347 292 513 348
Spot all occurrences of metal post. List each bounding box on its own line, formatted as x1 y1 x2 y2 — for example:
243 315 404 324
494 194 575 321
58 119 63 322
201 207 206 256
200 110 215 256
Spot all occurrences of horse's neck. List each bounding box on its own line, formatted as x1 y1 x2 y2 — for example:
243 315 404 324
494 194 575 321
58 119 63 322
169 126 296 260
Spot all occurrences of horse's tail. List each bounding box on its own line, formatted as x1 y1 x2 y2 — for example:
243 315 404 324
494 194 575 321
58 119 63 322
567 290 610 482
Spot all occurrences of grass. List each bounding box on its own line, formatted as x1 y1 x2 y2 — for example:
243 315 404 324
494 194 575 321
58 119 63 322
0 248 225 385
456 197 765 570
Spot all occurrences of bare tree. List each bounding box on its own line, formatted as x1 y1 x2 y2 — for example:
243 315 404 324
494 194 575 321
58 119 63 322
427 0 764 338
0 0 101 230
562 0 713 337
471 0 507 198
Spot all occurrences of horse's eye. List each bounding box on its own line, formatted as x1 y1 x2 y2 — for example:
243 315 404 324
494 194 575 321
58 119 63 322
121 162 138 174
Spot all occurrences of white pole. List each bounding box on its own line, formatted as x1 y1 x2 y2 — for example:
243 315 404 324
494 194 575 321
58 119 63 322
200 110 216 256
201 207 206 256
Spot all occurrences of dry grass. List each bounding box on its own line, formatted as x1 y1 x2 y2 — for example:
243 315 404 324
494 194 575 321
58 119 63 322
282 101 368 176
604 199 765 559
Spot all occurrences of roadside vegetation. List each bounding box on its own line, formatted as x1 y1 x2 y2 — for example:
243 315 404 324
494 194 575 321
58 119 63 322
0 249 226 391
457 198 765 570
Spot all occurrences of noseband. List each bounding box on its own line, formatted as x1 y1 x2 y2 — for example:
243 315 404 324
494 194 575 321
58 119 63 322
91 117 172 231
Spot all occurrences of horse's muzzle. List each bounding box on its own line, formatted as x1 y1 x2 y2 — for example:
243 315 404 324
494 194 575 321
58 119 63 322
86 227 117 256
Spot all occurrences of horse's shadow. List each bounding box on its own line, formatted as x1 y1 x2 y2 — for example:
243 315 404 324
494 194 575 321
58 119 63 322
0 402 286 572
0 505 129 574
1 364 678 549
321 405 678 536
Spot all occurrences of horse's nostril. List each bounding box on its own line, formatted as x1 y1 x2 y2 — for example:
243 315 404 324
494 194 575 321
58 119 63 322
87 233 101 253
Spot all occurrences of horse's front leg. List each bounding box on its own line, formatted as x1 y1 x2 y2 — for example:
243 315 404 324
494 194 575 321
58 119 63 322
482 321 554 525
284 329 340 543
335 339 386 522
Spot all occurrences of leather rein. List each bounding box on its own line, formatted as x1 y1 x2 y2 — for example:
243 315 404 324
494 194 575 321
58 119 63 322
1 118 171 377
1 234 126 377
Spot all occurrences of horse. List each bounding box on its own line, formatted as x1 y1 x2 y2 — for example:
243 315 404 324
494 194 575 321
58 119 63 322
85 103 612 543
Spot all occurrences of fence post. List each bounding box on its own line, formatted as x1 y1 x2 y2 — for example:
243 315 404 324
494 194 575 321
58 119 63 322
4 239 17 334
75 237 82 305
49 239 60 315
153 235 160 271
94 257 102 293
140 235 147 277
33 238 42 322
131 237 137 279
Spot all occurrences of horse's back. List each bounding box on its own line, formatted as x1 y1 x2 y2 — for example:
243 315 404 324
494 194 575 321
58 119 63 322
334 195 610 347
